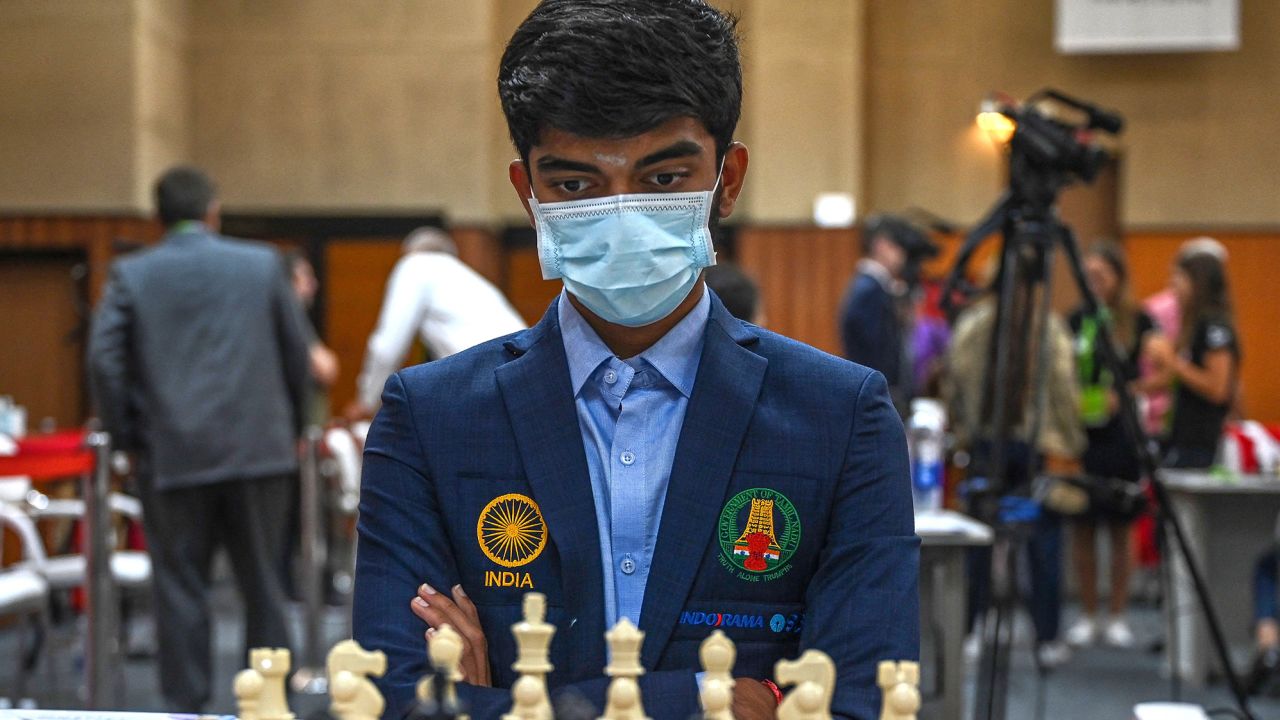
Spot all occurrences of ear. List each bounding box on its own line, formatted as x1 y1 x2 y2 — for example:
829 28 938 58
715 142 749 219
509 160 535 226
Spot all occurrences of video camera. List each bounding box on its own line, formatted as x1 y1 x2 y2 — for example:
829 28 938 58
992 89 1124 208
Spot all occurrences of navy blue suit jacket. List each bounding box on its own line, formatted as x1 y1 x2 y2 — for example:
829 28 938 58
353 292 919 720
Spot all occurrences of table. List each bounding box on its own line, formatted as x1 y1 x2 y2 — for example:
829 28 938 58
916 509 993 720
1163 470 1280 687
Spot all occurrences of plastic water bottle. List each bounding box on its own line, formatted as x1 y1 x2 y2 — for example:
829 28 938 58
908 398 946 512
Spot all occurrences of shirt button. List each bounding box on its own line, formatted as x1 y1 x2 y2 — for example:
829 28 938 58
620 451 636 466
604 370 618 384
620 555 636 575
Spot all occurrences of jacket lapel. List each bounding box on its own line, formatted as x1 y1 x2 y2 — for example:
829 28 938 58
494 299 607 677
639 297 767 668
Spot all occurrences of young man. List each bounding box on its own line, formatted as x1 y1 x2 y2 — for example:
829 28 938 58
352 2 918 718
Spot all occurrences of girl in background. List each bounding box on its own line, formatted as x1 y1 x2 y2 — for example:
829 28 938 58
1065 242 1155 648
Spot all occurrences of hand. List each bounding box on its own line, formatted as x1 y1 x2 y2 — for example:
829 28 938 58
733 678 778 720
1145 335 1175 370
308 344 340 387
410 583 492 687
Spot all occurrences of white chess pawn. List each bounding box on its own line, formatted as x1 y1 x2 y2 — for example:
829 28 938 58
775 650 835 720
234 667 265 720
426 624 466 711
599 619 650 720
876 661 921 720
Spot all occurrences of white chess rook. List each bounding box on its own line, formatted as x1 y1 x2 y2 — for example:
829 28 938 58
876 660 921 720
235 647 295 720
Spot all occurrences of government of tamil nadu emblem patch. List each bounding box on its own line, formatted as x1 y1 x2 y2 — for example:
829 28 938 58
717 487 801 582
477 493 548 568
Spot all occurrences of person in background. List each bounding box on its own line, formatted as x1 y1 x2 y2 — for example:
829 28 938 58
1145 251 1240 468
839 214 938 411
88 166 310 710
285 249 339 419
1249 545 1280 695
702 261 764 325
344 227 526 419
1064 241 1155 649
945 248 1085 668
1140 237 1228 437
911 279 951 399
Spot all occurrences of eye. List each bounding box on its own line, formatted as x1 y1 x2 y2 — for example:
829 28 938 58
647 171 688 188
552 178 592 194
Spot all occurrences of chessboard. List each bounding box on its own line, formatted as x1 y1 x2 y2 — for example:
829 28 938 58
233 592 920 720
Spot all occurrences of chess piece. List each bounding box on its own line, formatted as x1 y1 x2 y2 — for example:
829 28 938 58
236 648 295 720
328 639 388 720
876 661 920 720
416 625 468 719
234 666 265 720
775 650 835 720
599 618 650 720
505 592 555 720
699 631 736 720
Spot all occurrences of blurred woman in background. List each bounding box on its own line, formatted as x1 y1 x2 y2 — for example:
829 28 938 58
1065 242 1155 648
1145 251 1240 469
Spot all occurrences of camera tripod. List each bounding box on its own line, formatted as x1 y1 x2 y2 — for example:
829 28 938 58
943 190 1256 720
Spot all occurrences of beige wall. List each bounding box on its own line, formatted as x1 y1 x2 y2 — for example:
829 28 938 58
0 1 140 210
188 1 499 222
866 0 1280 227
135 0 192 206
737 0 865 223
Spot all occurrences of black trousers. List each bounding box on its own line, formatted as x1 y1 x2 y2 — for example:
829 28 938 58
138 473 294 710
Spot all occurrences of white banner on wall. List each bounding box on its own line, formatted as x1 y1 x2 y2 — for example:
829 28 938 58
1056 0 1240 54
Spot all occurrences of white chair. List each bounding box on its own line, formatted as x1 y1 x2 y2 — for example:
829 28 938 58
324 426 363 515
25 489 152 593
0 503 52 700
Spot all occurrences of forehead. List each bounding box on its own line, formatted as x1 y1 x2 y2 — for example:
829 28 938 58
530 117 715 163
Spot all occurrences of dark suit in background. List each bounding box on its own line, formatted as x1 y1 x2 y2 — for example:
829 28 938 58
89 223 311 709
840 264 909 409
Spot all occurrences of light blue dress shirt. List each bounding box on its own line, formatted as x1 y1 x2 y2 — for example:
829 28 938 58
558 289 710 628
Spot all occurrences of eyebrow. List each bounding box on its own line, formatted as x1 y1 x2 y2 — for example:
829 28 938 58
636 140 703 169
533 140 705 175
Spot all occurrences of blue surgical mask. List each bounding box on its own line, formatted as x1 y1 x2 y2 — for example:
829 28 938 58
530 181 719 327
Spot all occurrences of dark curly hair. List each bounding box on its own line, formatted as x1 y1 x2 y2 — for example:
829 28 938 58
498 0 742 164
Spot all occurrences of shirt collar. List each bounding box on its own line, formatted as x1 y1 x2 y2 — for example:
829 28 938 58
558 288 710 399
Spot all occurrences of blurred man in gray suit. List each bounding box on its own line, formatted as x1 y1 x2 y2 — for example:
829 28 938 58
89 166 311 710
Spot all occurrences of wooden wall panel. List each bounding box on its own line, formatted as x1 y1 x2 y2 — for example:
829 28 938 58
735 227 860 356
0 255 86 428
323 238 405 415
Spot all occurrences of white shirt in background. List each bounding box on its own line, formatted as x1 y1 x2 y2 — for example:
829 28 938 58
356 252 527 409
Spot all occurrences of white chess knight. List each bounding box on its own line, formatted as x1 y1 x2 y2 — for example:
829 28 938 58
600 618 650 720
328 639 388 720
234 647 295 720
505 592 556 720
876 661 921 720
775 650 836 720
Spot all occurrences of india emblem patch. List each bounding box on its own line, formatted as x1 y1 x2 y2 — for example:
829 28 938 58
717 487 801 582
477 493 548 568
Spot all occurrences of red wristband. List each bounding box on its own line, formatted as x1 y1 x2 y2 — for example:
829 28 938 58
760 678 784 706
